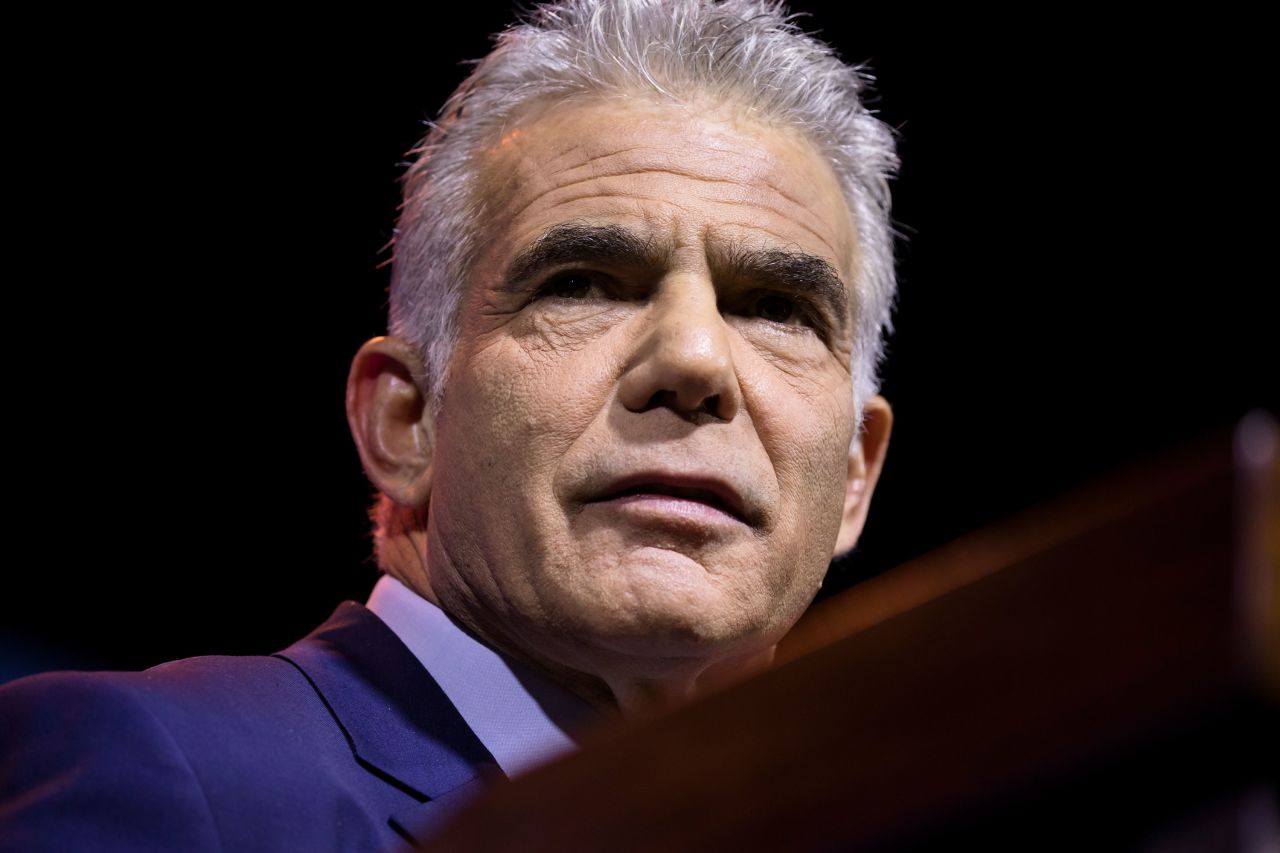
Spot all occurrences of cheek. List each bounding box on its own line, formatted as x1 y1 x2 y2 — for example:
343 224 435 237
439 332 623 507
745 365 855 537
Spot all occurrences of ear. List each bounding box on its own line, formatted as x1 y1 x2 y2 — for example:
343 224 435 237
832 395 893 557
346 336 435 509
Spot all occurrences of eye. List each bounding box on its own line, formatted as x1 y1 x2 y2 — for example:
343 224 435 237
538 272 600 300
754 293 801 324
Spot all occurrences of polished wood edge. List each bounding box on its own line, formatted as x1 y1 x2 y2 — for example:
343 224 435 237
1234 410 1280 703
780 423 1240 666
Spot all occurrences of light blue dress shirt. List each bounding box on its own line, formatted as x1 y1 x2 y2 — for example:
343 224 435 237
365 574 598 779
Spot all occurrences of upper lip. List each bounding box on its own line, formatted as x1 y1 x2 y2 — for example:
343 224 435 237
587 471 751 523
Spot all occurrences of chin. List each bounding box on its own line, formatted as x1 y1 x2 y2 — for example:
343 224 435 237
541 544 794 663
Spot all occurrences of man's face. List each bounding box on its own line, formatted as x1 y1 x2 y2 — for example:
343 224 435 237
424 98 864 693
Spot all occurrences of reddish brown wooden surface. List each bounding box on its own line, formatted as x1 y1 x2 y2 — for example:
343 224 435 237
426 420 1278 851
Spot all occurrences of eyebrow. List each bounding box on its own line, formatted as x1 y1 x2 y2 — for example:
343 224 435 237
502 223 662 289
501 222 852 335
714 244 852 336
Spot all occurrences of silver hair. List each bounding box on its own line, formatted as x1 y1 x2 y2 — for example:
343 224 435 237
389 0 899 415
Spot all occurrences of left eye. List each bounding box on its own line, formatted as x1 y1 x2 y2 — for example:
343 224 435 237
545 273 593 299
754 293 799 324
535 271 610 301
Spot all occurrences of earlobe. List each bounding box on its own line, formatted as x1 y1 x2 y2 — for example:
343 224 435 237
345 336 435 508
832 395 893 557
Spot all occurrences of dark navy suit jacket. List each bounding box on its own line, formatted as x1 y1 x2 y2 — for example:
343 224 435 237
0 601 500 851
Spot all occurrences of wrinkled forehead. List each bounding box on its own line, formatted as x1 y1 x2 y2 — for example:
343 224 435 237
470 94 860 286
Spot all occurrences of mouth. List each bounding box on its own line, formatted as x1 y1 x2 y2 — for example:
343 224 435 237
588 473 750 525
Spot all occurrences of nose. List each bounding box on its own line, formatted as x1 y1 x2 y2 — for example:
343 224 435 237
617 275 742 422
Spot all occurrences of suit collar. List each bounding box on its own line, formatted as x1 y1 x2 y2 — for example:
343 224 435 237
273 601 501 803
366 575 597 779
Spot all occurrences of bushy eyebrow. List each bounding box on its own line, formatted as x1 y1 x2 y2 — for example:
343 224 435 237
501 221 851 335
502 223 662 289
713 244 852 336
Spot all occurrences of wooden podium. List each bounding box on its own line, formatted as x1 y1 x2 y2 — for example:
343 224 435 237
426 415 1279 851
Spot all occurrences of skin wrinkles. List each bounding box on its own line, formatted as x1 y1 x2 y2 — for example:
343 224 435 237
403 97 879 714
708 221 833 248
502 169 844 260
488 109 847 456
428 510 628 709
525 308 617 357
563 122 831 196
533 118 779 176
522 283 838 392
546 153 830 235
499 231 852 391
503 223 662 291
504 223 850 346
485 103 850 258
542 111 806 183
494 206 844 325
533 166 776 208
485 97 853 255
710 242 850 342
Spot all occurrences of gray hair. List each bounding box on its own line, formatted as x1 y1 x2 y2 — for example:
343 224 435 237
374 0 899 564
389 0 899 413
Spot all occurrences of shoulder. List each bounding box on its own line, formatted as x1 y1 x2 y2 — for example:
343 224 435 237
0 666 243 852
0 650 372 852
0 603 475 851
0 652 324 763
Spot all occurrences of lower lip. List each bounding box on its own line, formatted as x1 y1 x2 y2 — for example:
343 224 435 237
589 493 745 529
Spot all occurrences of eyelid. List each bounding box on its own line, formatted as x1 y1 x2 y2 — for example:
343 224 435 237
530 268 617 300
736 288 827 332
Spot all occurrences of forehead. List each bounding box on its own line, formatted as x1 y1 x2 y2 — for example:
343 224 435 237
472 96 859 284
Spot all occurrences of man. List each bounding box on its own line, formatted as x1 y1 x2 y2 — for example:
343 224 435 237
0 0 896 849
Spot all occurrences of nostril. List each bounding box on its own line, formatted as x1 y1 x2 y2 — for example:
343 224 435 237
643 389 673 411
635 388 723 423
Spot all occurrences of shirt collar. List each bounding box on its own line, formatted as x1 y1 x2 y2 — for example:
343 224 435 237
365 574 598 778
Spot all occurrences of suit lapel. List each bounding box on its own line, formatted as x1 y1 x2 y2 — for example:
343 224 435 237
388 775 491 847
273 601 501 806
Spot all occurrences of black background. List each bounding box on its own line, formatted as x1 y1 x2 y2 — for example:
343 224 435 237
4 5 1272 677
